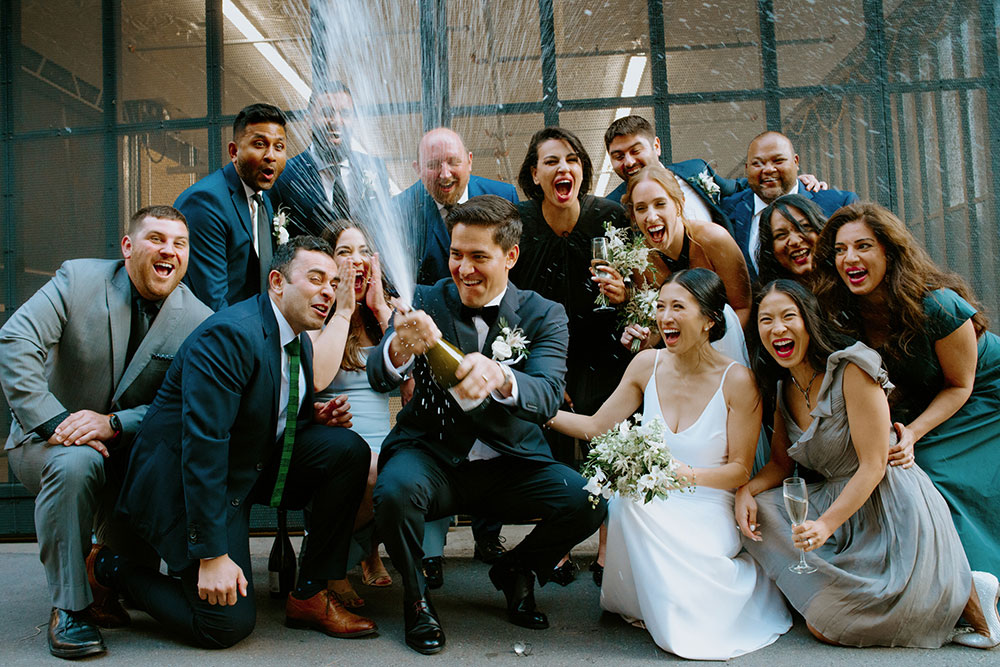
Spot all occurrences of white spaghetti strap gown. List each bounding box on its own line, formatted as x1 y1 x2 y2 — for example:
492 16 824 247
600 353 791 660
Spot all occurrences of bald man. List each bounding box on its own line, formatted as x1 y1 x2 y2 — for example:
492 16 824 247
721 131 858 280
395 128 518 286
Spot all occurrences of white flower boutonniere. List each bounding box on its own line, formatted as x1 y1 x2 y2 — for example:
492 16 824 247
491 318 530 364
272 206 290 244
691 169 721 203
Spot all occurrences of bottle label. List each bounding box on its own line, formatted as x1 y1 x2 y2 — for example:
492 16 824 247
269 571 280 594
448 387 485 412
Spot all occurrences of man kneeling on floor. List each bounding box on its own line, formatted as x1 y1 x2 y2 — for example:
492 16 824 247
94 236 375 649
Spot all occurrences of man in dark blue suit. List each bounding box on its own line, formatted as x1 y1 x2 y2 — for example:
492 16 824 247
268 82 390 237
175 104 288 311
369 196 606 655
722 131 859 280
395 128 518 286
394 127 518 582
94 237 375 649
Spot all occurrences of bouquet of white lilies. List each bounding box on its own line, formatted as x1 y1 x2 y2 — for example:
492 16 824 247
581 415 693 506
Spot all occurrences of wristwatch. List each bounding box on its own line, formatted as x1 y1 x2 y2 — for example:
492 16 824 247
496 361 515 389
108 413 122 439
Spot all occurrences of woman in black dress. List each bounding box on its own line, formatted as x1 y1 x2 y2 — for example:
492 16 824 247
511 127 631 584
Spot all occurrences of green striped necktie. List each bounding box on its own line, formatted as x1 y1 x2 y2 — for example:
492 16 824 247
270 338 300 507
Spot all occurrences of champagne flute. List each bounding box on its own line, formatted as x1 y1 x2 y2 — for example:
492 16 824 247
783 477 817 574
591 237 615 312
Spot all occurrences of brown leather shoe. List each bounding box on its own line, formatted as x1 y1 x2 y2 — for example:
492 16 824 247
285 589 378 638
83 544 130 628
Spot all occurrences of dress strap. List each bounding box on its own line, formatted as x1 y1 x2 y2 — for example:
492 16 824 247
718 361 738 391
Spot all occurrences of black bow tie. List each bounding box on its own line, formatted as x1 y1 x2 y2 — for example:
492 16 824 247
460 304 500 326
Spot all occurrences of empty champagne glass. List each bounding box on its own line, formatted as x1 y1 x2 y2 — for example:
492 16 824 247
591 237 615 312
783 477 817 574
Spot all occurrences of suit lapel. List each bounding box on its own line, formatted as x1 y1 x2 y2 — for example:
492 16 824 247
482 285 521 356
106 266 131 386
259 294 282 429
225 163 255 248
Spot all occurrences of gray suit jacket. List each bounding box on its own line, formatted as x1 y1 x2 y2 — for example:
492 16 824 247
0 259 212 451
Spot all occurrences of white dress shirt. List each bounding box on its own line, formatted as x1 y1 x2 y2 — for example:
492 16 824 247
675 173 713 225
242 181 265 257
270 298 308 439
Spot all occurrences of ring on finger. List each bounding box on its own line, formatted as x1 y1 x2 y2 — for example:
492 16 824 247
481 374 489 383
806 538 813 547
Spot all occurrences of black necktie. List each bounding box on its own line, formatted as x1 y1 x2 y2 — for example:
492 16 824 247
460 304 500 327
125 296 158 367
252 193 273 292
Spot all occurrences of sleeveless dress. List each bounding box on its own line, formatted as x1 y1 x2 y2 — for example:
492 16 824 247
601 354 791 660
314 346 389 452
743 343 971 647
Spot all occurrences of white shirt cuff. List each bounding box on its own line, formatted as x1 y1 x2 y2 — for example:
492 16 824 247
382 331 414 381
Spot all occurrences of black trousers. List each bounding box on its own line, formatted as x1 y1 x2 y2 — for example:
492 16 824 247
117 424 369 649
374 447 607 602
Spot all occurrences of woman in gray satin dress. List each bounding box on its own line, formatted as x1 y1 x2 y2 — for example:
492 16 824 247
735 280 999 649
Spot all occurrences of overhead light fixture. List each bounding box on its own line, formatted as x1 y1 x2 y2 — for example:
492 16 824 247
596 56 648 197
223 0 311 100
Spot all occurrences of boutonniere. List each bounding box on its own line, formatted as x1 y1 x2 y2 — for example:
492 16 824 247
491 318 530 364
272 206 290 244
690 169 721 203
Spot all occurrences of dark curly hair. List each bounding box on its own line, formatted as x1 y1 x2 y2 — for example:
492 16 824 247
517 127 593 201
813 202 988 363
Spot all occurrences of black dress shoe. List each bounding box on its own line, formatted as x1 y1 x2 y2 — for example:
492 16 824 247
488 561 549 630
422 556 444 590
48 608 106 660
549 557 577 586
474 535 506 564
404 597 445 655
589 561 604 587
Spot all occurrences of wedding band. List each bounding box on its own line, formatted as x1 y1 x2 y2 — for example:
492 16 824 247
807 538 813 547
481 374 489 383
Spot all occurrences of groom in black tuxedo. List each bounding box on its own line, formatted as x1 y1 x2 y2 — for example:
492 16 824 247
369 195 607 655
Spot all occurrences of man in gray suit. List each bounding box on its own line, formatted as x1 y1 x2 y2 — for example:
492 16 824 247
0 205 212 660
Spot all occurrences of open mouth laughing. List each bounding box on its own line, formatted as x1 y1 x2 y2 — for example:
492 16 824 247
153 261 175 278
844 266 868 285
553 176 574 202
661 327 680 345
646 223 666 246
788 247 810 266
772 337 795 359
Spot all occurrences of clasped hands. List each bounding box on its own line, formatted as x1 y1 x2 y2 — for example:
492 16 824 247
390 308 511 402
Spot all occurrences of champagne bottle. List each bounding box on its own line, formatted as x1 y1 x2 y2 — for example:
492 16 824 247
424 338 485 411
268 510 296 599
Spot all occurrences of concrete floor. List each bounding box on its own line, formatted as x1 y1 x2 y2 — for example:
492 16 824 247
1 526 997 666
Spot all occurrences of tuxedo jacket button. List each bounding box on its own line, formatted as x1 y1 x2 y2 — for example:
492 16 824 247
255 462 264 471
231 498 240 507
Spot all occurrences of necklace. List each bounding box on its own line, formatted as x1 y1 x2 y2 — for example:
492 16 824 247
789 369 820 408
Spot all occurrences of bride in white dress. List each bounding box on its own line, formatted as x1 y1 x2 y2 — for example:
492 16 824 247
549 269 791 660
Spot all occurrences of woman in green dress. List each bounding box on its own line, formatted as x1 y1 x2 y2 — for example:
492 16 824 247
814 202 1000 579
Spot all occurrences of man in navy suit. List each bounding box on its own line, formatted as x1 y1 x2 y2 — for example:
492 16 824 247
369 196 606 655
269 82 390 237
395 128 518 286
175 103 288 311
96 237 375 649
394 127 517 583
722 131 859 280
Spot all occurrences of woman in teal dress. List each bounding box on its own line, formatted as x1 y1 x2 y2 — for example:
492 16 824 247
815 202 1000 578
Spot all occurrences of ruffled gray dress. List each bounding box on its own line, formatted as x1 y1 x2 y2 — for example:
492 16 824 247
743 343 971 647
